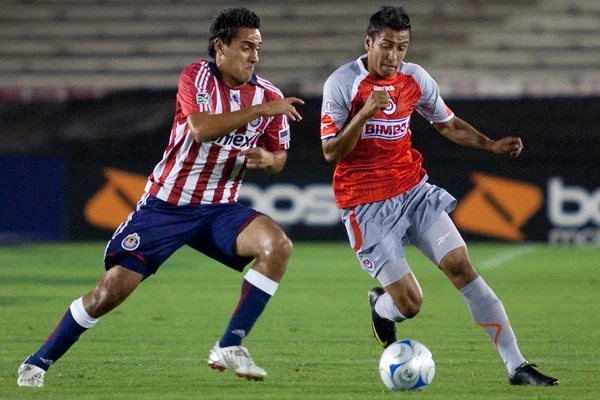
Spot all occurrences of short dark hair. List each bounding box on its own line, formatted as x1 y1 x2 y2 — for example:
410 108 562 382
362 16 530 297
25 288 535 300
367 5 411 39
208 7 261 58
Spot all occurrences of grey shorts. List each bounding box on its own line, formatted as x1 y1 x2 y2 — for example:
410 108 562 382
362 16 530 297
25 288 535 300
341 177 459 278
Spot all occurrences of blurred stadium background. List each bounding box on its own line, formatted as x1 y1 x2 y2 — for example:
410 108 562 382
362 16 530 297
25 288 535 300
1 0 599 246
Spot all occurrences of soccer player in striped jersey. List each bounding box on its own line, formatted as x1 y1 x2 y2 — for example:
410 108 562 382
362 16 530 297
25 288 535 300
320 6 558 387
18 7 303 387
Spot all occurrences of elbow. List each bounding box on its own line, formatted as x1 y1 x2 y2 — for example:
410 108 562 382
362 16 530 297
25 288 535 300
188 124 205 143
323 151 340 165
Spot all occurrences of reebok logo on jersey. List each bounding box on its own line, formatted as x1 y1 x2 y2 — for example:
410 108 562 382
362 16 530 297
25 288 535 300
453 173 543 241
374 85 395 91
362 116 410 140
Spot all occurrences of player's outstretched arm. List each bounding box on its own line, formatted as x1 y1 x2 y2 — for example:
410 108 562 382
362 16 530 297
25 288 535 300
240 148 287 175
433 116 524 158
187 97 304 143
322 91 389 164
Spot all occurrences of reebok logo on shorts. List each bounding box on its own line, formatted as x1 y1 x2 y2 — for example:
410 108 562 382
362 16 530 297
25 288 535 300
453 173 543 241
437 231 452 245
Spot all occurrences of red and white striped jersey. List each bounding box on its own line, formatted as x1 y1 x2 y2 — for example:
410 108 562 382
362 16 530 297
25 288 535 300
145 60 290 205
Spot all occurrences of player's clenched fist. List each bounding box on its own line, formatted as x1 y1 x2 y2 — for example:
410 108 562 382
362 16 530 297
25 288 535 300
360 91 391 119
490 136 524 158
259 97 305 121
240 147 275 169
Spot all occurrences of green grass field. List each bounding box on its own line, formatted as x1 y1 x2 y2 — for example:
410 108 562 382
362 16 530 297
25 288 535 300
1 242 599 399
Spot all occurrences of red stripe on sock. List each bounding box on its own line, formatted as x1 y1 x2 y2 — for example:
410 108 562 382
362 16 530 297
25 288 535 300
44 309 69 344
232 280 253 316
476 322 503 351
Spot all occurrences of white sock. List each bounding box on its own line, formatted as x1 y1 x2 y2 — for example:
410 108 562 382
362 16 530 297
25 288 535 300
375 292 406 323
70 297 99 328
460 276 526 374
244 269 278 296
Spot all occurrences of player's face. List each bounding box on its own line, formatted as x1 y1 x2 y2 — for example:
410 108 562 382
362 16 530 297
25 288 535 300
215 28 262 88
365 27 410 79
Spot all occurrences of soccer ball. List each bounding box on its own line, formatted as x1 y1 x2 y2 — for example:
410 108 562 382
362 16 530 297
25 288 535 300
379 339 435 391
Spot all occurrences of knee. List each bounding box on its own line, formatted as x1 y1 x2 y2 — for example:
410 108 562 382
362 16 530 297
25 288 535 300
440 247 478 289
260 233 293 265
85 286 123 317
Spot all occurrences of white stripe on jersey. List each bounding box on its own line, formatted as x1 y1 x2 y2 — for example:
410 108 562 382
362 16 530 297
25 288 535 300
158 131 196 201
220 155 246 202
213 75 223 114
177 141 211 205
194 64 205 87
257 76 284 98
217 87 265 202
144 121 189 195
202 89 241 204
198 64 211 93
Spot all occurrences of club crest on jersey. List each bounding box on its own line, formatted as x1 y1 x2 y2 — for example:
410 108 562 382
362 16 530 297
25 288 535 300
362 257 375 271
121 233 140 251
196 91 211 106
383 99 397 115
362 116 410 140
249 117 262 128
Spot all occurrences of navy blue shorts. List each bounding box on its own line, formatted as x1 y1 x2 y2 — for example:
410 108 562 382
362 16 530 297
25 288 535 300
104 194 261 279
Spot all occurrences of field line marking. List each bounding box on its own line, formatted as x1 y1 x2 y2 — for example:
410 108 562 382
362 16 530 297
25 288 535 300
479 245 538 270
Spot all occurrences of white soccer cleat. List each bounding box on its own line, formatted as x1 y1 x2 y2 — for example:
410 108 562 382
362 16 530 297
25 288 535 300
207 342 267 381
17 357 46 387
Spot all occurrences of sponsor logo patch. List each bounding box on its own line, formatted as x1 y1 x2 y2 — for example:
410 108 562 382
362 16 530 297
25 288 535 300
362 116 410 140
196 91 211 106
279 128 290 144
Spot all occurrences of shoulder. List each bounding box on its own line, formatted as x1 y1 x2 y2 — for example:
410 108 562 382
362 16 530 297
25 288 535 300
255 75 284 100
180 60 213 84
325 59 363 90
398 62 434 85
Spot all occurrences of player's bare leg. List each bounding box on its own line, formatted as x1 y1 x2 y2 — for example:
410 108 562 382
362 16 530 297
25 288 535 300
440 246 558 386
369 270 423 348
207 215 292 380
18 266 143 387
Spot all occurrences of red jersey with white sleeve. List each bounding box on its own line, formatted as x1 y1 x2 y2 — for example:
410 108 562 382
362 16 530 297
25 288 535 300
320 56 454 209
145 60 290 206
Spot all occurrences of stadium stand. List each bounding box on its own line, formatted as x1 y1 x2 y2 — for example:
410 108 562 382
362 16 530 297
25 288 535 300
0 0 598 99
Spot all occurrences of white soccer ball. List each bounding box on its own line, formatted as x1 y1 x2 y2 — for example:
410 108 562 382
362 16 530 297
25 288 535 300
379 339 435 391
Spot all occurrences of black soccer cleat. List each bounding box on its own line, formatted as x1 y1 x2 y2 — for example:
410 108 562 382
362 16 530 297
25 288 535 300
368 287 397 348
509 363 559 386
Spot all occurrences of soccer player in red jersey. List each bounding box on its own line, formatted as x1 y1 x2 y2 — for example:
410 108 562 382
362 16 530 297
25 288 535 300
19 7 303 386
320 6 558 386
